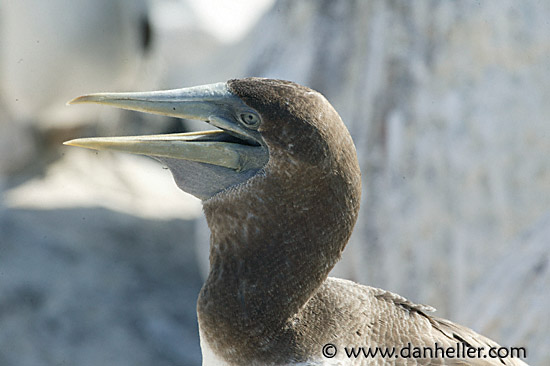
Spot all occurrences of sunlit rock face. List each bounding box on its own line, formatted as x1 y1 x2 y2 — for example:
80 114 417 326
460 213 550 365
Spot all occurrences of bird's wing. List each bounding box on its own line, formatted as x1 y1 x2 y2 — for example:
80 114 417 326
294 277 528 365
369 284 528 365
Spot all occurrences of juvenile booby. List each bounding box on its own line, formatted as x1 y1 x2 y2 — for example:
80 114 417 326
65 78 528 366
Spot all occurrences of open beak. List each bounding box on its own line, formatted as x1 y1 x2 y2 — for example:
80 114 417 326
64 82 267 172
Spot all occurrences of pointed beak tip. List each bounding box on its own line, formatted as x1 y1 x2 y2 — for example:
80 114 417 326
63 138 95 149
67 95 93 105
63 139 79 147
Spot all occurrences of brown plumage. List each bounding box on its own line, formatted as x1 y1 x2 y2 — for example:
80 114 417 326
65 78 528 365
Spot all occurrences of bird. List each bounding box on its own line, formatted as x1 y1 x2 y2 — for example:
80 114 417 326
65 78 528 366
0 0 152 176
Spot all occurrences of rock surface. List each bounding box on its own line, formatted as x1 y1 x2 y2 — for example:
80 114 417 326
460 212 550 365
0 206 202 366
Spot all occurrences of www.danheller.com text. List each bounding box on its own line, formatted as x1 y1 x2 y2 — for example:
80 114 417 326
321 342 527 360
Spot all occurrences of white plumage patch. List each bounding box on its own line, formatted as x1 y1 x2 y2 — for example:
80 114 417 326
200 329 233 366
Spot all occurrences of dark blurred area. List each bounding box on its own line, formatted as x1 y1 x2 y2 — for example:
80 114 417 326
0 1 548 365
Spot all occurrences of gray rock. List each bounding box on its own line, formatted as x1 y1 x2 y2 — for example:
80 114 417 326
0 207 202 366
460 212 550 365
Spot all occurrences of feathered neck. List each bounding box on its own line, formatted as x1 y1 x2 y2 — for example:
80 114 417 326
197 144 361 364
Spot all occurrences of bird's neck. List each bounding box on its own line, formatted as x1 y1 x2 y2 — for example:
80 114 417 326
197 160 360 363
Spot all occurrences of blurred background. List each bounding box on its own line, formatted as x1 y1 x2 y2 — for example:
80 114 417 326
0 1 548 365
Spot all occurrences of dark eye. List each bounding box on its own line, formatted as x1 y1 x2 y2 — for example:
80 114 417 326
240 113 260 128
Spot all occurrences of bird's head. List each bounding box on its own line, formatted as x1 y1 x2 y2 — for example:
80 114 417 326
65 78 361 207
66 78 362 324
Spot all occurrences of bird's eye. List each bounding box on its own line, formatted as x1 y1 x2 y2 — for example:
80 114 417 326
240 113 261 128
